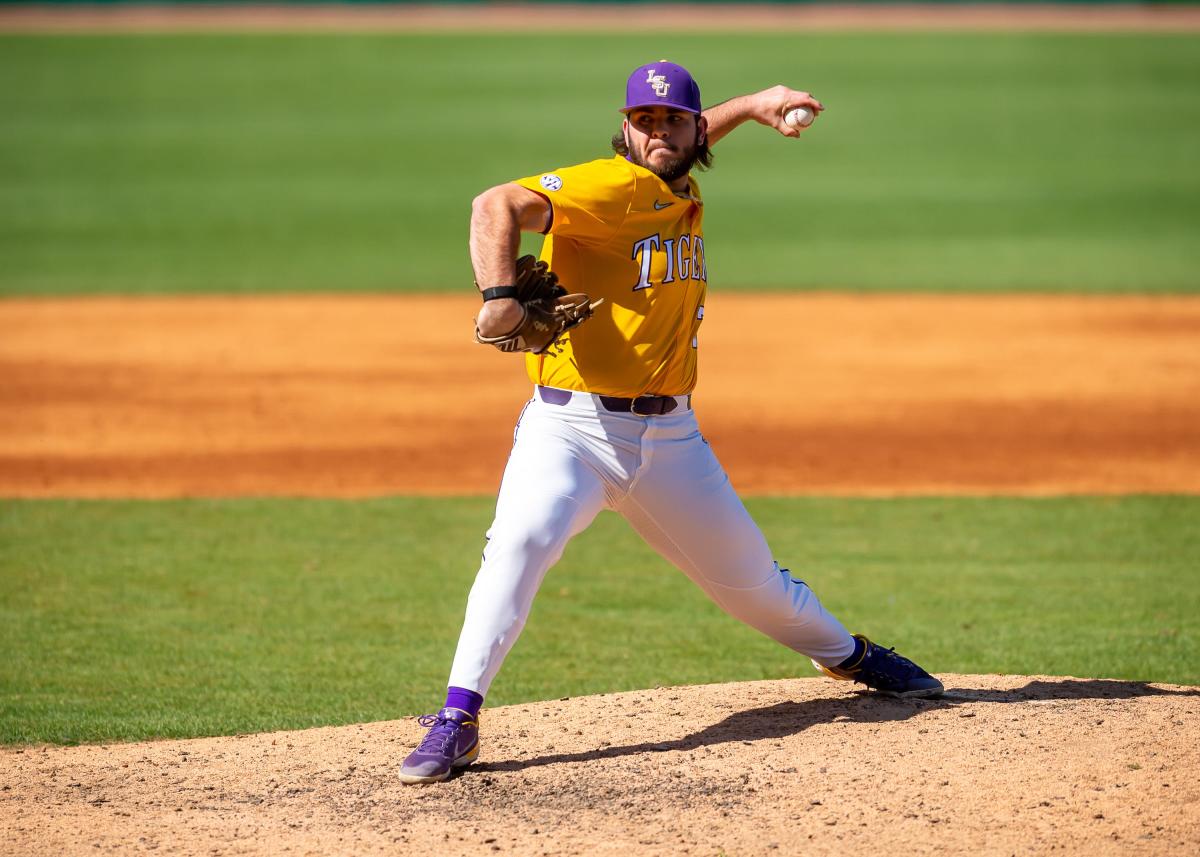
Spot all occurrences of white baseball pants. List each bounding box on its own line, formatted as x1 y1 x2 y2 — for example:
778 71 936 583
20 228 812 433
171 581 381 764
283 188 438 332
447 386 856 696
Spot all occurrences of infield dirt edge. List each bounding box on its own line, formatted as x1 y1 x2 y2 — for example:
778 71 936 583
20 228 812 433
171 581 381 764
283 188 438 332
3 2 1200 33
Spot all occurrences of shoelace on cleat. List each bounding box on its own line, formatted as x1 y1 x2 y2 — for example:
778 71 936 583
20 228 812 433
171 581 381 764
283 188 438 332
415 713 461 754
858 646 926 687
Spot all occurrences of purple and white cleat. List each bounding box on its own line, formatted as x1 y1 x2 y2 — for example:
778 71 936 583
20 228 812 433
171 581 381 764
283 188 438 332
397 707 480 784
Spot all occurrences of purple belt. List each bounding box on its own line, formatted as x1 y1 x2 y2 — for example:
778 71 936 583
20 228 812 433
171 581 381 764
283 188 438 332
537 386 687 416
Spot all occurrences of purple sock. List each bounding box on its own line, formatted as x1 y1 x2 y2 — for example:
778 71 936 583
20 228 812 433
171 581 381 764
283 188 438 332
443 686 484 719
837 636 866 669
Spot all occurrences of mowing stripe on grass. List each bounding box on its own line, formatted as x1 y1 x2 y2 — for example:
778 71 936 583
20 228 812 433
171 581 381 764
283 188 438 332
2 32 1197 295
2 495 1195 744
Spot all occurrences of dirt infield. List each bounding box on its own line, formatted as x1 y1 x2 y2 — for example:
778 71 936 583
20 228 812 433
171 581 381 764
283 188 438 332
3 675 1198 856
3 2 1200 33
2 293 1198 498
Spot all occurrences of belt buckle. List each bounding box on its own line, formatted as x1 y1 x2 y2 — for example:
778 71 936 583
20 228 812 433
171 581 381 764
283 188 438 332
630 396 654 417
631 395 675 417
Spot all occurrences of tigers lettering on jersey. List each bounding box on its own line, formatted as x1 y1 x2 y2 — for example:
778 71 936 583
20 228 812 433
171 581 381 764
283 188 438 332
631 233 707 290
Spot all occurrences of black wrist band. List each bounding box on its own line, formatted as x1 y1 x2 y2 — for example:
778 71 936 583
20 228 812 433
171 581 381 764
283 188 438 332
481 286 519 302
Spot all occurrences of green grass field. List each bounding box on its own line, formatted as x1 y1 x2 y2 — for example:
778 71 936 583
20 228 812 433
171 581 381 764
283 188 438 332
2 32 1198 294
2 496 1196 745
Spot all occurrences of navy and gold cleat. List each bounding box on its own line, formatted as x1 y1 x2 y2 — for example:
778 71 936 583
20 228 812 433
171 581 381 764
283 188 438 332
814 634 944 699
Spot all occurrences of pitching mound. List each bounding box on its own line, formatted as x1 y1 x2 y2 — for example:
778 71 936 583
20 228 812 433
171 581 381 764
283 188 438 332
3 675 1197 855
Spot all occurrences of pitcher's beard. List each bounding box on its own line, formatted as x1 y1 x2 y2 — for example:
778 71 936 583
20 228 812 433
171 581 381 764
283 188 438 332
632 146 698 184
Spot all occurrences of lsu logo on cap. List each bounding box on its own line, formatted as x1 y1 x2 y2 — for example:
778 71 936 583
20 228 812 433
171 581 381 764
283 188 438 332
540 174 563 191
646 69 670 98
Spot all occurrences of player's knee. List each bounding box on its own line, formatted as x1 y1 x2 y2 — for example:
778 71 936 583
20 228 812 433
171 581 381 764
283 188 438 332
721 567 815 626
485 523 569 569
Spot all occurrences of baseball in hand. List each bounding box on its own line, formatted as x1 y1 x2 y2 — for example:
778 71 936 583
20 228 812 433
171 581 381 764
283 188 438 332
784 107 815 130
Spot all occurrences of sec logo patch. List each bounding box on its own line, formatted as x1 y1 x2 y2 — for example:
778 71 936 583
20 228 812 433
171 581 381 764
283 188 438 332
540 174 563 192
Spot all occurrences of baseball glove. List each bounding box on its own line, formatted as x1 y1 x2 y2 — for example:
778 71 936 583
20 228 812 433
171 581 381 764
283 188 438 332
474 255 602 355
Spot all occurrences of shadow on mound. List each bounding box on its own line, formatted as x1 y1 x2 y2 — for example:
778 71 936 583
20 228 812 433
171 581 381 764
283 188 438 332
943 677 1200 703
474 677 1198 776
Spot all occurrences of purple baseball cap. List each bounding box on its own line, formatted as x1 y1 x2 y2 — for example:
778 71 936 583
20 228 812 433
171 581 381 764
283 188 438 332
622 60 702 115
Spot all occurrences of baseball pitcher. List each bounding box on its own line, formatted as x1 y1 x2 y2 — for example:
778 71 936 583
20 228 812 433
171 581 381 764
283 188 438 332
399 62 943 785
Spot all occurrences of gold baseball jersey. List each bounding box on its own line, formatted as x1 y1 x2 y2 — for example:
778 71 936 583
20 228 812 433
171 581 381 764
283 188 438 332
513 156 707 398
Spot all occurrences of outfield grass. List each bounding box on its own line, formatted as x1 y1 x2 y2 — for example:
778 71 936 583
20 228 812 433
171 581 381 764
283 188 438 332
2 496 1196 745
2 32 1198 295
